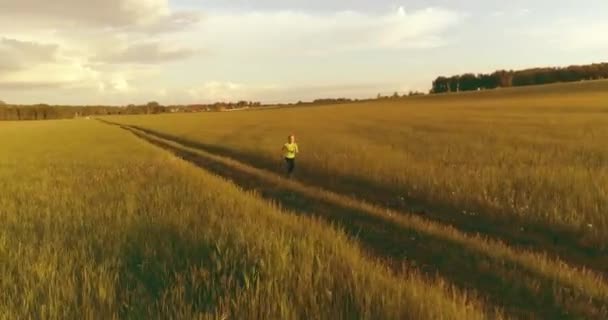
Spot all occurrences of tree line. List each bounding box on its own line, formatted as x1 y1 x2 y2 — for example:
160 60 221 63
293 91 427 107
431 62 608 93
0 101 263 121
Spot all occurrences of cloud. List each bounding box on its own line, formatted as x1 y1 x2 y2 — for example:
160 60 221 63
0 4 462 104
0 38 60 72
200 7 463 54
133 11 202 34
96 41 199 64
1 0 157 27
524 20 608 51
0 39 157 94
0 61 99 90
0 81 67 90
0 0 200 96
186 81 394 103
0 0 200 33
188 81 272 102
557 22 608 51
0 37 107 92
518 8 531 16
189 0 405 13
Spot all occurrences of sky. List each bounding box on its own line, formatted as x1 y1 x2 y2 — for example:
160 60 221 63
0 0 607 105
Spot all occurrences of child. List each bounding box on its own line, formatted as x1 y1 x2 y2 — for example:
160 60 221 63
282 134 299 177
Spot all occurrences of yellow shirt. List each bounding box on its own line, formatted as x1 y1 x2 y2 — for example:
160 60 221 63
283 143 299 159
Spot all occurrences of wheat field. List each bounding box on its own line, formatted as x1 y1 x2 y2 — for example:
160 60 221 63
106 80 608 318
111 80 608 251
0 120 491 319
2 80 608 319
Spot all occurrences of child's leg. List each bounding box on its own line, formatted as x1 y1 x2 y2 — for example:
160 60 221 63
286 158 295 175
285 158 291 174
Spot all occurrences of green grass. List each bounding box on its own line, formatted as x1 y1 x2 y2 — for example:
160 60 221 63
0 120 486 319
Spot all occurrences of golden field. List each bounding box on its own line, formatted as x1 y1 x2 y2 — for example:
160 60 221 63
1 80 607 319
0 120 488 319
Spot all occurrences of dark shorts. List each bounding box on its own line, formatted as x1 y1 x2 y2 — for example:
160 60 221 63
285 157 295 174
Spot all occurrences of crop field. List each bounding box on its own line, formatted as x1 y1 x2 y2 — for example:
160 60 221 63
2 80 608 319
0 120 489 319
111 81 608 253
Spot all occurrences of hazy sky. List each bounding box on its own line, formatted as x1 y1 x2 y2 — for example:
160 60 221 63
0 0 606 105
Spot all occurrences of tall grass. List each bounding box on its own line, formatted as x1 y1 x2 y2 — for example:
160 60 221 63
0 121 486 319
121 124 608 319
108 81 608 254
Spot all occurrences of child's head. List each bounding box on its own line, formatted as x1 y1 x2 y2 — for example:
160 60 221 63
288 134 295 143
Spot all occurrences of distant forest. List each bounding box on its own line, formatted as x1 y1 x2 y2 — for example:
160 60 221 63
0 98 373 121
431 62 608 93
0 101 262 121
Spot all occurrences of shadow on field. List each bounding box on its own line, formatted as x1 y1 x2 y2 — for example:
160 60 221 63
113 122 608 320
126 124 607 276
117 222 254 318
118 223 214 317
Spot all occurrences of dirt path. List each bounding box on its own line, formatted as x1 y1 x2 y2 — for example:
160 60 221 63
104 120 608 320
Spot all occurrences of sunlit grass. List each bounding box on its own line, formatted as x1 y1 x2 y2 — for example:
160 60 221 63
109 80 608 249
0 121 486 319
123 124 608 319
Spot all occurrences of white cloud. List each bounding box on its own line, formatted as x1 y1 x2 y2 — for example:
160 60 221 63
133 11 202 34
0 37 159 94
0 0 197 31
0 0 199 96
200 7 463 55
0 37 99 90
109 75 132 92
0 4 463 104
96 41 199 64
0 1 202 40
557 22 608 51
0 38 59 71
525 20 608 51
188 81 274 102
185 81 395 103
0 62 97 90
